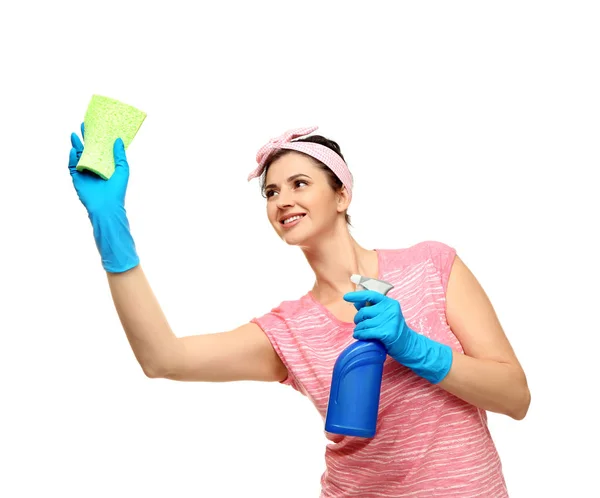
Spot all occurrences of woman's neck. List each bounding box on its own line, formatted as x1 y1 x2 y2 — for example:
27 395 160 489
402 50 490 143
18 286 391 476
302 230 378 304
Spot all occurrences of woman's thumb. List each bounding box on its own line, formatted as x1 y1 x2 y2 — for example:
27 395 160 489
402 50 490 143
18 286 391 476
113 138 129 172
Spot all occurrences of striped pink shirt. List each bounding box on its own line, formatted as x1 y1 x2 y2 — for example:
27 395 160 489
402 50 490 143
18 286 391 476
252 241 508 497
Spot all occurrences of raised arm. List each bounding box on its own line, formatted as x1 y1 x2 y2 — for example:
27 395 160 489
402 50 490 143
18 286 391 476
68 125 287 383
107 266 288 381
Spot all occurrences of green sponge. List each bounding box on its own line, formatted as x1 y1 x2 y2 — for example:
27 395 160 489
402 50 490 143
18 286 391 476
76 94 147 180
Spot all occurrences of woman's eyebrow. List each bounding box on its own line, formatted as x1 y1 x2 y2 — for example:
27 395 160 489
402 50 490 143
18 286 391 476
264 174 312 190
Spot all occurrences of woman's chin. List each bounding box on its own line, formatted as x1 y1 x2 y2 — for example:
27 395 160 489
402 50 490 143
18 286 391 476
281 233 303 246
281 231 320 249
279 227 306 246
276 219 321 247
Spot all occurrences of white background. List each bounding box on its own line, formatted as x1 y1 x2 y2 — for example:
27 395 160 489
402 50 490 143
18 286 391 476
1 1 598 497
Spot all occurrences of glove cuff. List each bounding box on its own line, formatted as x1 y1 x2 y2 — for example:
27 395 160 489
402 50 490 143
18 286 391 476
89 208 140 273
390 331 453 384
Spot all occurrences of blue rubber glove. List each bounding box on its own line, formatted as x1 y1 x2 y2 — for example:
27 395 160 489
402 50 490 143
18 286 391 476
68 123 139 273
343 290 453 384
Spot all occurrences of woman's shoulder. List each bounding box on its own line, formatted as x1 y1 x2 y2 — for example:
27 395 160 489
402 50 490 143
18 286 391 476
378 240 456 264
377 241 457 289
252 292 316 325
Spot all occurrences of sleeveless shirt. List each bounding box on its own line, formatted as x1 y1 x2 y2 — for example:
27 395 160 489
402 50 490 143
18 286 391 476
251 241 508 497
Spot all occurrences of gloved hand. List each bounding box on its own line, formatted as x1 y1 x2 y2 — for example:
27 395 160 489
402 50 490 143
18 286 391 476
68 123 139 273
343 290 453 384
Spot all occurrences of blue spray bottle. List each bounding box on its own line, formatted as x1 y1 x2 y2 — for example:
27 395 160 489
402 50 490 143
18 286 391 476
324 274 395 438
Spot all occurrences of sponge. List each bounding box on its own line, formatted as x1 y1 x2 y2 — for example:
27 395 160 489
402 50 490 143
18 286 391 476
76 95 147 180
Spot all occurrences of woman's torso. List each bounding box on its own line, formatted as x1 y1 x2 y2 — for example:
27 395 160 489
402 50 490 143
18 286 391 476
252 242 508 497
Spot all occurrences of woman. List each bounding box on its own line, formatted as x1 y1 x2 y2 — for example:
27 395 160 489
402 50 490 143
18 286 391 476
68 124 530 497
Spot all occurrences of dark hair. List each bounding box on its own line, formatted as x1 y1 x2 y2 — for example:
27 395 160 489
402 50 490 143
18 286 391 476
259 135 352 226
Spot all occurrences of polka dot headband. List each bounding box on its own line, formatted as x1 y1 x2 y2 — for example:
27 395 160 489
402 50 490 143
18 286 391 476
247 126 353 201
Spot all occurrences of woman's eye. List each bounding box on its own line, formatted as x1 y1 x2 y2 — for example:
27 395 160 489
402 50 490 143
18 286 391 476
265 181 307 198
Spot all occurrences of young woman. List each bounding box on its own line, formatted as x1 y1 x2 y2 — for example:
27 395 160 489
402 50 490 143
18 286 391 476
68 124 530 497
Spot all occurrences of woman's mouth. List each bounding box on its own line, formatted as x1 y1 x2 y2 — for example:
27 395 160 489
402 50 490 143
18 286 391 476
281 214 306 228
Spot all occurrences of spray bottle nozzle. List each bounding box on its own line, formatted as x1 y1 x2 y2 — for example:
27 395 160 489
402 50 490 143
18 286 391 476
350 274 362 286
350 274 394 299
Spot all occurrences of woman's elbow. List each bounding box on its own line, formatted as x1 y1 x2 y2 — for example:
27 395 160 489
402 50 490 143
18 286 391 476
509 380 531 420
141 362 165 378
140 343 183 379
140 354 175 379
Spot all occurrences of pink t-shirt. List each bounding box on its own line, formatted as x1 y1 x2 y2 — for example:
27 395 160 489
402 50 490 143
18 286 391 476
251 241 508 497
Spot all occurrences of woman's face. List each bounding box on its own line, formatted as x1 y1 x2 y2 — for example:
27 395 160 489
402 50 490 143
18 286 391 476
264 152 347 247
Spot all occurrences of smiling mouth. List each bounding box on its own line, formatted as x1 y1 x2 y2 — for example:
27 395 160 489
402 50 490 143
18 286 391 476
281 214 306 226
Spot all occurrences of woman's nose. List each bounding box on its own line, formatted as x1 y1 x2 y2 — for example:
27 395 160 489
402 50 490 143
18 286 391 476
276 188 295 207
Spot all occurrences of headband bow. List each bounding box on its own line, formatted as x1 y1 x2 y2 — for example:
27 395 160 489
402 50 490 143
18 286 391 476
248 126 318 181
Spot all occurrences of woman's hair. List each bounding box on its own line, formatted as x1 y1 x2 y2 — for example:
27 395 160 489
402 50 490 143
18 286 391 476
259 135 352 226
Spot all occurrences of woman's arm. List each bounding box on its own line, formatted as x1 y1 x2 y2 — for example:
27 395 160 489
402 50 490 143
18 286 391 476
107 265 288 382
107 265 179 377
68 129 286 382
438 255 531 420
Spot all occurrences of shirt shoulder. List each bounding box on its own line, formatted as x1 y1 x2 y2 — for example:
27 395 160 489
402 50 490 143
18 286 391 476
378 240 457 293
249 294 316 391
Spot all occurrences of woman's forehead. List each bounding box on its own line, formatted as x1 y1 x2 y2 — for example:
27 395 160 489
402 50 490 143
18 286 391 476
266 153 320 182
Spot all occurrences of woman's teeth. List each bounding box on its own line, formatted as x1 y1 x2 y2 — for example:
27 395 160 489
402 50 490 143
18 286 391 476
283 215 304 224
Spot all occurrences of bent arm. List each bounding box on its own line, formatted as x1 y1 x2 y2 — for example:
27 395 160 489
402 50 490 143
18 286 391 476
107 265 180 377
437 256 531 420
106 265 287 382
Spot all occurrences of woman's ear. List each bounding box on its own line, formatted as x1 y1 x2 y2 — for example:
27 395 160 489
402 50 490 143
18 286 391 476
336 186 351 213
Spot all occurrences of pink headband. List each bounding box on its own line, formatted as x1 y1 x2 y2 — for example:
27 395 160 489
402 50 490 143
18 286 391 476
247 126 353 201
